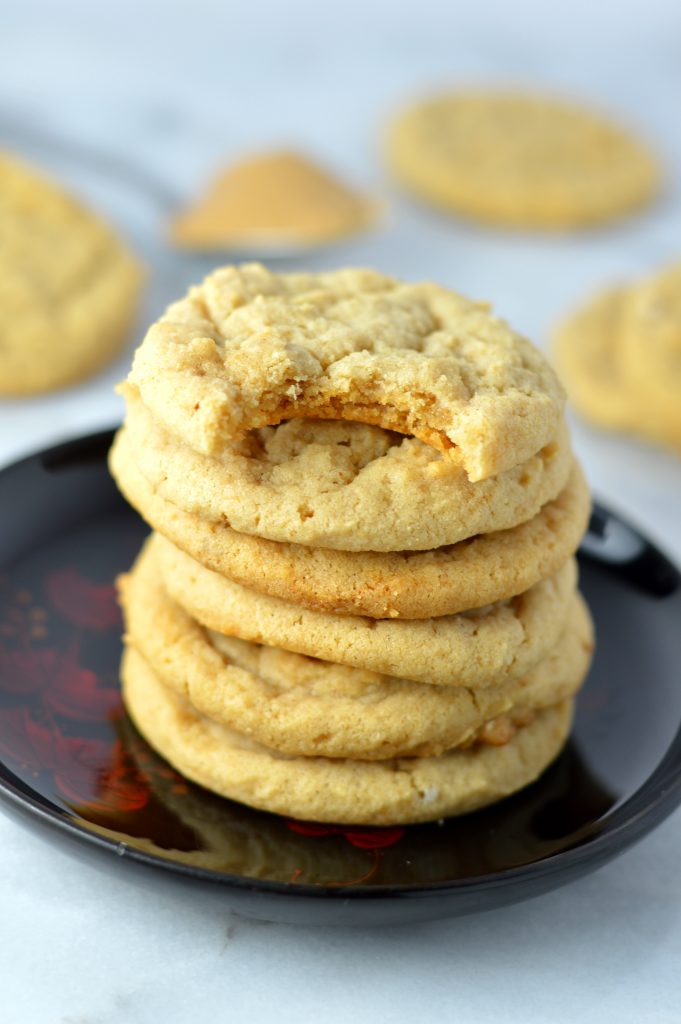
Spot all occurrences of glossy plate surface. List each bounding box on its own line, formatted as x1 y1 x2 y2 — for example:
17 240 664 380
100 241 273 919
1 431 680 927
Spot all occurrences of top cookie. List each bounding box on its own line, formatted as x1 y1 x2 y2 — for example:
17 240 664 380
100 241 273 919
128 263 565 482
0 152 143 396
386 91 660 229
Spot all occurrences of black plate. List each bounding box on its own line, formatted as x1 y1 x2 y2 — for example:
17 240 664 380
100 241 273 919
1 430 680 927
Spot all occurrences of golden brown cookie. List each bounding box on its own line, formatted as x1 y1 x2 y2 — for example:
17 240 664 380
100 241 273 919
118 712 377 881
111 429 589 618
114 389 573 552
554 263 681 451
127 263 565 481
120 543 592 759
387 90 660 229
553 285 634 430
152 533 578 688
619 263 681 447
122 646 574 826
0 152 143 396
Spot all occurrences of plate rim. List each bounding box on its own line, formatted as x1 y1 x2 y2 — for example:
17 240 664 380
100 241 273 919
1 429 681 905
2 736 681 901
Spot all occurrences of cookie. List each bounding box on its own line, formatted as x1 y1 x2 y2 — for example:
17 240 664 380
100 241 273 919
120 543 593 759
152 533 577 688
114 389 572 552
112 431 589 618
0 152 143 396
386 90 660 229
118 712 377 881
127 263 565 481
553 285 634 431
122 647 574 825
554 264 681 451
619 263 681 447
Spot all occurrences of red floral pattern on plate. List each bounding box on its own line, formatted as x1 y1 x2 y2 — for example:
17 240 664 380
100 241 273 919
45 568 121 630
287 820 405 849
0 571 147 815
0 646 121 720
1 564 406 879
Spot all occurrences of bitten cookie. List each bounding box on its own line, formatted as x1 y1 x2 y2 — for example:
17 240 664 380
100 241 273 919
127 263 565 481
0 152 143 395
122 647 575 826
387 90 660 229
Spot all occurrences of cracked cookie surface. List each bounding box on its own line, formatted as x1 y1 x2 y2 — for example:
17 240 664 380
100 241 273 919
152 533 577 688
121 542 592 759
115 388 572 552
127 263 564 481
111 432 589 617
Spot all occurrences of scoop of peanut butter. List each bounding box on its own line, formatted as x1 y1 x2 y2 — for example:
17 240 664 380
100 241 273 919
170 150 377 250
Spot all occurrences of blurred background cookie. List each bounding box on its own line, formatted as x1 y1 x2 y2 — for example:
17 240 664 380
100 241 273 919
554 262 681 452
386 90 660 229
0 152 143 396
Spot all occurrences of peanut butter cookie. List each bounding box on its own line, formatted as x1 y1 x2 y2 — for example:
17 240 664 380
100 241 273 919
121 543 592 759
111 431 589 618
387 91 660 229
0 152 143 395
554 263 681 451
122 647 574 826
127 264 565 481
115 388 572 552
153 533 578 688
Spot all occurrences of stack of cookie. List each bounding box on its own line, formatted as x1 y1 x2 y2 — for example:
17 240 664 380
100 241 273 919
110 264 594 826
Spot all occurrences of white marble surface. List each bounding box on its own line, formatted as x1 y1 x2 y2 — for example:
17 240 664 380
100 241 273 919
2 2 681 1020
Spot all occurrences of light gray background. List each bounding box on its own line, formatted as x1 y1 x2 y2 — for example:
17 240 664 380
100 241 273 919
1 2 681 1021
